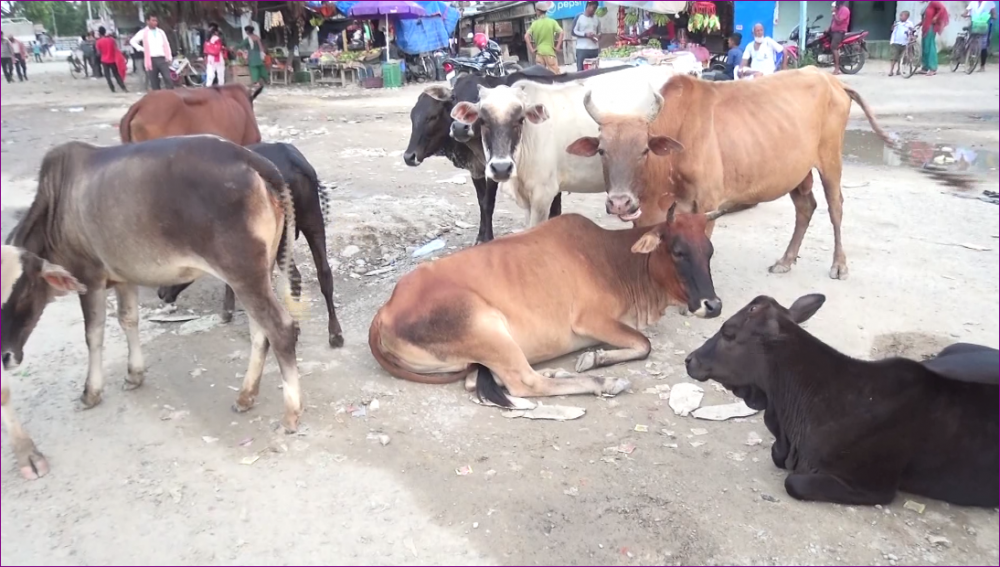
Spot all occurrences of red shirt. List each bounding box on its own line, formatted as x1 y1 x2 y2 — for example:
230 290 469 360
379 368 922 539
830 6 851 32
922 1 950 34
95 36 120 64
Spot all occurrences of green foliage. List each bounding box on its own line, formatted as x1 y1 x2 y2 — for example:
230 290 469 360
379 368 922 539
7 1 87 36
106 2 266 28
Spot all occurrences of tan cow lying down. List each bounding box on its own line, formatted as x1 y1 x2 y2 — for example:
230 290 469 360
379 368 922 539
119 84 263 144
369 210 722 406
567 67 895 280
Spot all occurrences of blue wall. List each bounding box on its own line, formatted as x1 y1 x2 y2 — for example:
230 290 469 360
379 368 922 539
734 1 777 49
548 1 606 21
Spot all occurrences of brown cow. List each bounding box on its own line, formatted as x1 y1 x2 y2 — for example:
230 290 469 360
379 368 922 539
567 67 894 280
368 209 722 406
119 84 263 144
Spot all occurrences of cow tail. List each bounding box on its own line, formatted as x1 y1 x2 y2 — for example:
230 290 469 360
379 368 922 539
119 100 142 143
277 179 304 321
843 84 896 148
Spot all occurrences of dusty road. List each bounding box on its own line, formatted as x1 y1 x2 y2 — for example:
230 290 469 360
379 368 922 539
2 61 998 566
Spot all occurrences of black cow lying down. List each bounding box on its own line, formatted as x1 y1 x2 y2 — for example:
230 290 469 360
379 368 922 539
685 294 998 508
3 137 307 479
158 142 345 348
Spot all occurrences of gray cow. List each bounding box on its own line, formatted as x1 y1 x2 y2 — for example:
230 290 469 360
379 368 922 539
2 136 305 479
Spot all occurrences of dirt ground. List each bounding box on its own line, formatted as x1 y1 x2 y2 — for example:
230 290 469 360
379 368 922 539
2 60 998 566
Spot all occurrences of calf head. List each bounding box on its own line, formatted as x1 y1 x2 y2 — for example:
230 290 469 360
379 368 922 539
685 294 827 392
405 85 454 167
1 246 86 370
632 204 722 318
451 84 549 182
567 88 683 222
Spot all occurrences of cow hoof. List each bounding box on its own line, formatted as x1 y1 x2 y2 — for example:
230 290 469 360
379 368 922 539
123 371 145 391
233 395 256 414
768 263 792 275
281 414 300 434
14 440 49 480
221 311 234 325
329 334 345 349
829 264 849 280
575 351 598 373
80 390 103 410
601 378 631 397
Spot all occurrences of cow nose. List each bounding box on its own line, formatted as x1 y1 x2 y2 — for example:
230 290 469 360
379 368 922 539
403 151 419 166
701 298 723 319
490 160 513 179
684 353 694 366
606 194 637 216
2 353 12 369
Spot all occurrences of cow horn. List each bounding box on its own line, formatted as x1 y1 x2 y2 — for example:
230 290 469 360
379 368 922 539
645 90 664 123
705 209 728 221
583 90 604 124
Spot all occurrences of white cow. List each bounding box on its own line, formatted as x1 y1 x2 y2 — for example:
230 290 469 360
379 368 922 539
450 57 701 227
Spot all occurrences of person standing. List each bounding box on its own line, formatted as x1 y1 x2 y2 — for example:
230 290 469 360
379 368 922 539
81 32 100 78
11 38 28 81
203 28 226 87
1 32 14 84
32 41 41 63
724 33 743 80
572 2 601 72
130 14 174 90
920 1 949 76
829 1 851 75
96 27 128 93
966 0 997 71
525 2 564 74
238 25 267 87
888 11 914 76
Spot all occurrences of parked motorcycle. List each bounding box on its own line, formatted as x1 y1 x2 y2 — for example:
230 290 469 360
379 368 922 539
443 33 522 87
783 14 869 75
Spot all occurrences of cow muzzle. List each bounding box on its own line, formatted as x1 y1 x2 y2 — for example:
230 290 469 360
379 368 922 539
692 297 723 319
487 159 515 181
684 352 709 382
606 194 641 221
3 352 20 371
450 121 475 144
403 151 422 167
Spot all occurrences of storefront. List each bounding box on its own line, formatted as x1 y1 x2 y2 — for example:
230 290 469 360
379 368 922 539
464 1 537 63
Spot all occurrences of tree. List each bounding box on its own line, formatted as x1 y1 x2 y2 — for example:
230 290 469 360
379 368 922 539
5 1 87 36
107 1 262 28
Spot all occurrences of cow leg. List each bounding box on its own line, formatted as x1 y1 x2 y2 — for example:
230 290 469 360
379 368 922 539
302 222 344 348
473 177 497 244
572 318 652 373
80 285 108 409
115 284 145 390
231 281 302 433
1 371 49 480
548 193 563 218
817 159 848 280
472 311 630 399
769 175 817 275
527 190 556 228
221 285 236 324
785 473 895 506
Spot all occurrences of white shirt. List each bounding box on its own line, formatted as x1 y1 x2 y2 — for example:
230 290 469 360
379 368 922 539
891 20 914 45
130 26 167 58
742 38 783 76
968 1 995 18
573 14 601 50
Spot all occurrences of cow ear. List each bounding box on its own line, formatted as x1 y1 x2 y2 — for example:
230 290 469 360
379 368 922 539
648 136 683 156
423 85 452 102
451 101 480 125
41 261 87 296
566 136 600 157
787 294 826 324
524 104 549 124
631 228 663 254
666 201 677 224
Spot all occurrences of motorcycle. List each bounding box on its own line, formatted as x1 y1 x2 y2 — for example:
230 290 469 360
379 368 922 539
783 14 869 75
443 33 522 87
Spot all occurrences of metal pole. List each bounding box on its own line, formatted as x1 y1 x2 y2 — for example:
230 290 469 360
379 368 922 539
87 1 93 21
798 0 807 54
137 1 145 24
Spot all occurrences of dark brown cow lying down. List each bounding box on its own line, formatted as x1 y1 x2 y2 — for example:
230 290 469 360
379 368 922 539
2 136 305 479
369 208 722 406
158 142 345 348
119 84 263 145
686 295 998 507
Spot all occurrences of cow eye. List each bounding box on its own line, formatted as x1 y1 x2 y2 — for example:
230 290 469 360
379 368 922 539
597 148 606 156
517 116 526 125
642 148 650 156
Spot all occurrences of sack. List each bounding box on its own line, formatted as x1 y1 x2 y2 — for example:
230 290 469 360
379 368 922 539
971 19 990 35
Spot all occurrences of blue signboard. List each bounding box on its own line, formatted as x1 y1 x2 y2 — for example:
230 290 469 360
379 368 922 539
548 1 605 21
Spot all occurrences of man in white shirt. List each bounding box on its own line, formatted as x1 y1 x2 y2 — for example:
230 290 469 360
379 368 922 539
965 1 997 71
129 14 174 90
739 23 785 79
572 2 602 71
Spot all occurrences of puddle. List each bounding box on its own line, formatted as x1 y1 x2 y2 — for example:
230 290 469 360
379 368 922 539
843 130 999 190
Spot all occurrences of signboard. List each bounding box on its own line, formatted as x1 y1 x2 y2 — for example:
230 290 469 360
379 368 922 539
548 1 605 21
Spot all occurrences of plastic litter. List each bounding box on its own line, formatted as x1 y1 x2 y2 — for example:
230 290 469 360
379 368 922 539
412 239 446 258
692 401 759 421
669 383 704 416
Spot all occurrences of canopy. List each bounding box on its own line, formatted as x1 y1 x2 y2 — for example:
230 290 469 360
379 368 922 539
347 1 427 18
604 1 689 15
327 1 459 57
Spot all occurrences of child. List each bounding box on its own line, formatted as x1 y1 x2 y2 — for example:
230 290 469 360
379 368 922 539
888 11 914 76
724 33 743 80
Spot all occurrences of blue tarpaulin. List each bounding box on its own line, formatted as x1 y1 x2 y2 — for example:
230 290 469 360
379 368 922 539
324 1 458 54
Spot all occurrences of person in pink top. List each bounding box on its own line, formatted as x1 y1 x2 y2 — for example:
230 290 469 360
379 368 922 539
829 0 851 74
203 28 226 87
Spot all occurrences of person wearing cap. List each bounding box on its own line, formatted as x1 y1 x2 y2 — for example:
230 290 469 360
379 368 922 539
526 1 564 74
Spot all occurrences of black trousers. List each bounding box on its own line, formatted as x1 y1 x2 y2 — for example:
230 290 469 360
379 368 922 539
146 56 174 90
103 62 127 92
576 48 599 71
1 57 13 82
91 54 103 77
14 54 26 81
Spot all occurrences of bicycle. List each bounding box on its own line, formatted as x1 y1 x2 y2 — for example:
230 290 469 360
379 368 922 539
950 25 981 74
68 53 86 79
900 28 920 78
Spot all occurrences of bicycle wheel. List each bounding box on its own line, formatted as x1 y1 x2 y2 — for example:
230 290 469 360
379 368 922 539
964 40 979 74
951 38 966 72
902 44 919 78
70 63 82 79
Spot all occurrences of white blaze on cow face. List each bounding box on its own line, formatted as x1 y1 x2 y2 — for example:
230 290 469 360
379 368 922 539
451 85 550 182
